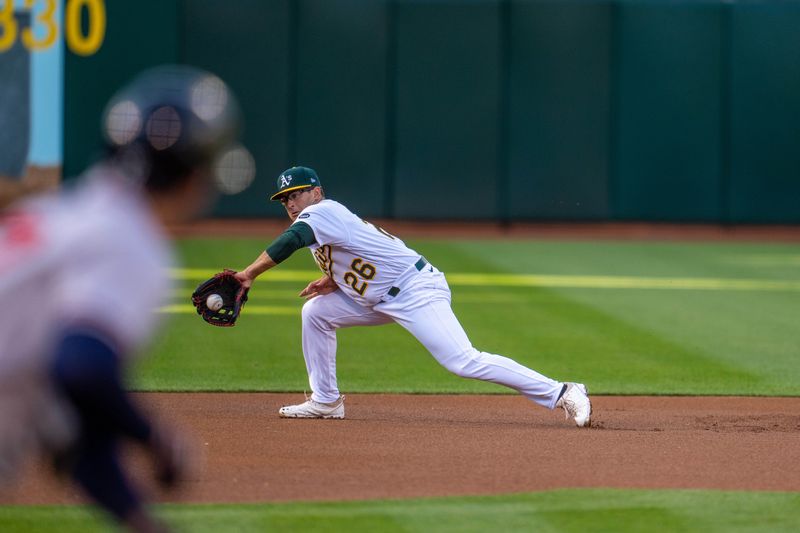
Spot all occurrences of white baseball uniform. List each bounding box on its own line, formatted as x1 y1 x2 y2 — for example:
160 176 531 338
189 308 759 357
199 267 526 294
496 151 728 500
0 166 174 480
295 199 563 406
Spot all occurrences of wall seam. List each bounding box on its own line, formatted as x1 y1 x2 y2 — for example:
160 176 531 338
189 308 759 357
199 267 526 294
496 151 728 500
383 0 398 218
720 1 733 224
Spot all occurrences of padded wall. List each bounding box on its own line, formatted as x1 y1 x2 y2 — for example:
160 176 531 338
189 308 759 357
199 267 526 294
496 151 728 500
63 0 800 223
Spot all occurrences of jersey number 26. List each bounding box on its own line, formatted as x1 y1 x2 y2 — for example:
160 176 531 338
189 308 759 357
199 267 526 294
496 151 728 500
343 258 376 296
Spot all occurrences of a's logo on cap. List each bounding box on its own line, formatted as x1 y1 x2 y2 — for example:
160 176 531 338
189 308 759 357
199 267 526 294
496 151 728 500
279 175 292 188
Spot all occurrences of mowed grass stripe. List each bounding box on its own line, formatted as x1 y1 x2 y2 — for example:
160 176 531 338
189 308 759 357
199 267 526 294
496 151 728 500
2 489 799 532
172 268 800 291
446 273 800 290
159 304 298 315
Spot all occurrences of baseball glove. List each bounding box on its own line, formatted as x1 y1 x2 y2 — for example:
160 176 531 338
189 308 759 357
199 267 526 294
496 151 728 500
191 269 249 327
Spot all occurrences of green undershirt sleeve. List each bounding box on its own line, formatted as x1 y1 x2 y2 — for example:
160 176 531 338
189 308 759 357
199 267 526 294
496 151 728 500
265 221 317 264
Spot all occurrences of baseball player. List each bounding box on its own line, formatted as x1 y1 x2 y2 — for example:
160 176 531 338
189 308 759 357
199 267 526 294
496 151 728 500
234 166 591 427
0 65 243 532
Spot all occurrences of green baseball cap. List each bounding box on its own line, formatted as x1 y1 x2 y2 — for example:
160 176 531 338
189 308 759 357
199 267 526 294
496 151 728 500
270 166 322 201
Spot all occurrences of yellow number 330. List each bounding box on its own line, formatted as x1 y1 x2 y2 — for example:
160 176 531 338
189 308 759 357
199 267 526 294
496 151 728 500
0 0 105 56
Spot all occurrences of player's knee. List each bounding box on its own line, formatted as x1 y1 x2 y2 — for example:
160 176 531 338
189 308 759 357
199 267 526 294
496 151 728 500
301 298 331 329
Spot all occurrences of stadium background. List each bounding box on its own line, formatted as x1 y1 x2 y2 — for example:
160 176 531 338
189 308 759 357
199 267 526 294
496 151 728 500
2 1 800 531
62 0 800 223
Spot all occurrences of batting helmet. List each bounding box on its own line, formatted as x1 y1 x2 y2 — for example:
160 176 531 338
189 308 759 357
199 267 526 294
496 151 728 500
101 64 242 192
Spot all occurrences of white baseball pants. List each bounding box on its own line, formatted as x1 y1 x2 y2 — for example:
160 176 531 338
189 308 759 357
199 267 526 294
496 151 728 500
300 265 563 408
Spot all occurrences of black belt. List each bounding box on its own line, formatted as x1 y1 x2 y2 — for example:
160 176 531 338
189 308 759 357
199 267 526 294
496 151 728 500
386 257 427 297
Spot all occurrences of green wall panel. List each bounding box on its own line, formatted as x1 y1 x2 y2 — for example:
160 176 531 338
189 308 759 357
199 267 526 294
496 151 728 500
182 0 291 217
507 0 612 220
729 2 800 223
613 1 724 221
61 0 800 224
393 0 501 219
295 0 389 218
64 0 180 180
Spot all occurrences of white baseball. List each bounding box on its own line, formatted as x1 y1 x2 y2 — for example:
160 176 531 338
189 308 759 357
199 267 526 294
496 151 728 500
206 294 224 311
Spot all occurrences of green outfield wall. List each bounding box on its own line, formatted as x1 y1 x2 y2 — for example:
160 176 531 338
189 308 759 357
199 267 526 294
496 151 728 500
64 0 800 223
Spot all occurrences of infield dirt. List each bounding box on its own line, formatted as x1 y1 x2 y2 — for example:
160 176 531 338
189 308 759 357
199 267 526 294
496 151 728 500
3 393 799 505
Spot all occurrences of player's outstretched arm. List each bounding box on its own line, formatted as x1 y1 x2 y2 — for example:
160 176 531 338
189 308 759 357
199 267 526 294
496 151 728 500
236 222 317 289
235 251 277 289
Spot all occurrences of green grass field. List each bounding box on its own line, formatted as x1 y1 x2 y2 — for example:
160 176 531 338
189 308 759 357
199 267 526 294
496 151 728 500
5 237 799 532
139 238 800 396
3 489 800 532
